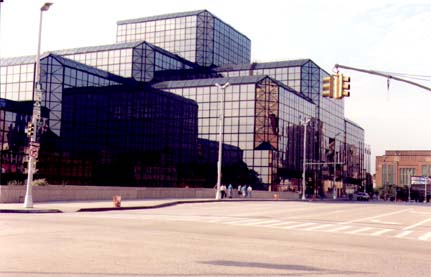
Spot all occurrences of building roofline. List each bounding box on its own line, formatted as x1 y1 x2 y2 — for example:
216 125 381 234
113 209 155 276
214 59 313 72
117 9 250 42
345 118 364 130
153 75 313 103
117 10 206 25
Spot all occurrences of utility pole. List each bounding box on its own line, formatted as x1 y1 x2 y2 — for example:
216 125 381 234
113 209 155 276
334 64 430 92
24 2 53 208
301 117 311 200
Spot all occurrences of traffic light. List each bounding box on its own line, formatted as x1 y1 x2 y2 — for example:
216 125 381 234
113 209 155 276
27 122 34 137
333 74 351 99
340 74 351 98
322 75 334 98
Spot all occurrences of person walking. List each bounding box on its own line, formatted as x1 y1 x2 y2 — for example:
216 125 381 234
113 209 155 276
220 184 227 199
242 184 247 198
228 184 233 198
247 185 253 198
237 185 242 197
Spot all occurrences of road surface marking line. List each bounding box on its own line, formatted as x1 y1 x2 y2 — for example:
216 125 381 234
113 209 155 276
224 219 266 225
264 221 298 227
395 230 413 238
240 220 281 226
282 222 316 229
325 225 352 232
342 208 412 224
345 227 373 234
418 232 431 241
370 229 393 236
403 218 431 231
304 224 333 231
371 219 400 225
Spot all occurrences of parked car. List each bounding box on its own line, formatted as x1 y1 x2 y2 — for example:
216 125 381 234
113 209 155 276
353 192 370 201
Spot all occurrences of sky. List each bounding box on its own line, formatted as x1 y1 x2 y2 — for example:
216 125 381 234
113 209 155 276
0 0 430 173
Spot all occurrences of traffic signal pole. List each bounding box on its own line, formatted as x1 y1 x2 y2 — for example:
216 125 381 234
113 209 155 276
334 64 430 92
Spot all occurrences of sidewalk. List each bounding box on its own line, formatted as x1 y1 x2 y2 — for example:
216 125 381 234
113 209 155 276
0 198 218 213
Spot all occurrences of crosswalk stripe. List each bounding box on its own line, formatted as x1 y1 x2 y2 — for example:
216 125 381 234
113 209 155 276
282 222 316 229
325 225 352 232
418 232 431 241
394 230 413 238
345 227 373 234
224 219 266 225
264 221 298 227
371 229 393 236
240 219 281 226
304 224 333 231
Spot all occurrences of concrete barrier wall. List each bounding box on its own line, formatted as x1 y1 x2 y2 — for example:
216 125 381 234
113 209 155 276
0 185 299 203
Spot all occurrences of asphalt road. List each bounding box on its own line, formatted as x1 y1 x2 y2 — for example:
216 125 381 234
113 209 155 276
1 201 431 276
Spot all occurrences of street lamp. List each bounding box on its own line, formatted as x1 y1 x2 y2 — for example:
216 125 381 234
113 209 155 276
215 82 230 200
24 2 53 208
333 132 341 200
301 117 311 200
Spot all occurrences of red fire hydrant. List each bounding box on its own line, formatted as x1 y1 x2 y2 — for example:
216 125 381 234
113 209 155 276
113 195 121 208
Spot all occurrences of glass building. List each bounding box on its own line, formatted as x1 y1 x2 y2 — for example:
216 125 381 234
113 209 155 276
154 76 315 187
0 99 49 181
0 10 367 194
116 10 251 67
52 41 202 83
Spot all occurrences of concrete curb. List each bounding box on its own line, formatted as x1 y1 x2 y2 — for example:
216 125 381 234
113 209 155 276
0 198 305 214
0 209 63 214
77 199 219 212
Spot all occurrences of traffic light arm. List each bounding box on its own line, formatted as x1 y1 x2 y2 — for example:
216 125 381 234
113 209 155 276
334 64 430 92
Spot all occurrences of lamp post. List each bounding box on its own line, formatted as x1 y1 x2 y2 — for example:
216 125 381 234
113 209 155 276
333 132 341 200
215 82 230 200
24 2 53 208
301 117 311 200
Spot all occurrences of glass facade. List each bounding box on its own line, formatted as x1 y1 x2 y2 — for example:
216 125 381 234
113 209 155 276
0 99 49 178
53 41 199 82
0 56 35 101
154 76 315 186
215 60 354 189
117 10 251 67
40 54 133 136
0 10 366 192
345 120 365 184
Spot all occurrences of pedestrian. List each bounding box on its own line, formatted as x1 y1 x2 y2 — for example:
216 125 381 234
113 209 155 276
242 184 247 198
247 185 252 198
237 185 242 196
228 184 233 198
220 184 227 199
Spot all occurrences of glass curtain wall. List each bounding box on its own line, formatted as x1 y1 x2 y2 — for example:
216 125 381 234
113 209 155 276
40 54 133 136
116 10 251 67
345 120 365 185
53 42 197 82
154 75 315 186
0 56 35 101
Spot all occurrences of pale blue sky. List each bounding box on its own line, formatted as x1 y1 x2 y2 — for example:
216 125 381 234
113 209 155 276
1 0 430 173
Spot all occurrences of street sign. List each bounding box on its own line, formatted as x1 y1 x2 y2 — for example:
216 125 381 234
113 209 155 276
29 143 40 159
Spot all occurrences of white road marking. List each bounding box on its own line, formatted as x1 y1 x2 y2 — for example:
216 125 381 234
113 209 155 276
371 219 400 225
345 227 373 234
342 208 412 224
240 219 281 226
224 218 268 225
370 229 393 236
403 218 431 230
304 224 333 231
394 230 413 238
263 221 298 227
418 232 431 241
282 222 316 229
325 225 352 232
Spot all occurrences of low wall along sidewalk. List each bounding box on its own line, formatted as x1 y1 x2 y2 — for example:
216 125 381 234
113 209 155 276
0 185 298 203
